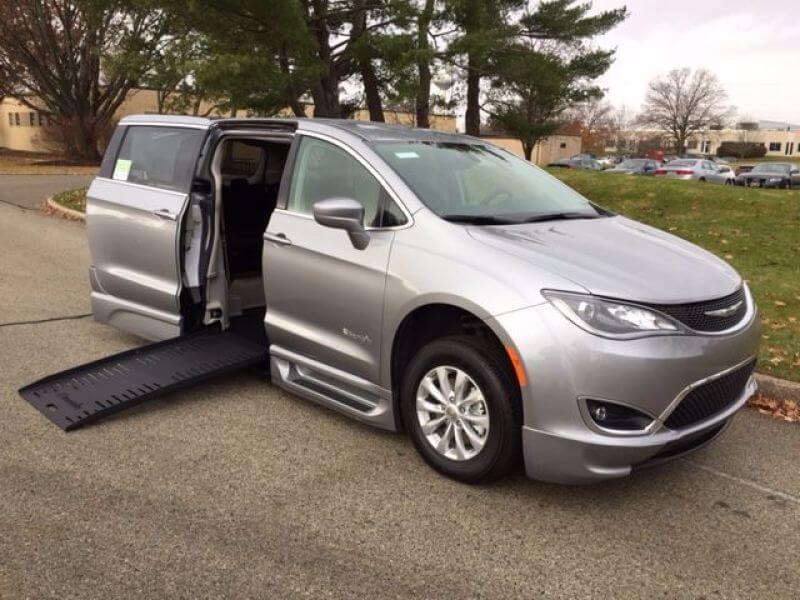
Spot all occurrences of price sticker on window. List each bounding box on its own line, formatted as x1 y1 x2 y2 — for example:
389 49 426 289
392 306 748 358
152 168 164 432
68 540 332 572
112 159 132 181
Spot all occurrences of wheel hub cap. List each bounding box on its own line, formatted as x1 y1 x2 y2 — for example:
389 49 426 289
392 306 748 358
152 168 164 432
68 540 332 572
415 366 490 461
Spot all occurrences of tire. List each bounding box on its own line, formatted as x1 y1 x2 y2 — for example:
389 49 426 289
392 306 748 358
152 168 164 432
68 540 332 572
400 335 522 483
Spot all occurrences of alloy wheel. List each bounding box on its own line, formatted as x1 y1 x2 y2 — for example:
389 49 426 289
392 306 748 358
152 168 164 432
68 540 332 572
415 366 490 461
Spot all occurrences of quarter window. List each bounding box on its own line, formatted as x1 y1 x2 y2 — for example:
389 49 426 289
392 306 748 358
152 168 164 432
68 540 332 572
287 136 405 228
113 126 205 192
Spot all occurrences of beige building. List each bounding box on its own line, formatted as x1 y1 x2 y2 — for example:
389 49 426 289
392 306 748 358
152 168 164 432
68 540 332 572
0 89 457 154
611 124 800 158
1 88 581 164
481 133 582 165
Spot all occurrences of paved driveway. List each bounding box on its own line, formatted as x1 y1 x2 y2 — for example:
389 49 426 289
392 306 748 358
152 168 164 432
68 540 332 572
0 174 93 210
1 204 799 599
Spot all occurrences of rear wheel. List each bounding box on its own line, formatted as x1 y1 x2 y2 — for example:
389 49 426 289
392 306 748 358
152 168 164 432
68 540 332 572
400 336 522 483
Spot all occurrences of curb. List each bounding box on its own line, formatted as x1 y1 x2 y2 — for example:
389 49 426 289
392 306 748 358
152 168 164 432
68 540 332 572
45 194 85 222
754 373 800 403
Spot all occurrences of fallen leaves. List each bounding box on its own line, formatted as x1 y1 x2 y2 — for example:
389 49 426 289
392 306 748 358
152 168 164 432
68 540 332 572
749 394 800 423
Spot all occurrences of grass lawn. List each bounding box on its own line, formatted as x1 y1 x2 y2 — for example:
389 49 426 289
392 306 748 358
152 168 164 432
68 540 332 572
52 187 87 212
54 172 800 383
550 169 800 382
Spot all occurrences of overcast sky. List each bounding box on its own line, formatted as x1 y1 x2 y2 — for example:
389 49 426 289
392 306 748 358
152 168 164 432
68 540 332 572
589 0 800 124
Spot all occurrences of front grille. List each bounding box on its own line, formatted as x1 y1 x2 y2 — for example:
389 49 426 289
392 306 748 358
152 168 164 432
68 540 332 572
644 287 747 332
664 359 756 430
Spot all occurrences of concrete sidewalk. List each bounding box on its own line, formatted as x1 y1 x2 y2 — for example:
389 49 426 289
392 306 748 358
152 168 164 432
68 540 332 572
1 204 799 599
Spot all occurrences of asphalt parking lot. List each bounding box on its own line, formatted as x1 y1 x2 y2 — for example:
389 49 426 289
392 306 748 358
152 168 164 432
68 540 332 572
0 174 93 211
1 196 800 599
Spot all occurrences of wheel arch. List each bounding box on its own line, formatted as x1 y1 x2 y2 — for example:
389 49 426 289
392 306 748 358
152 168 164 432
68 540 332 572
387 301 518 431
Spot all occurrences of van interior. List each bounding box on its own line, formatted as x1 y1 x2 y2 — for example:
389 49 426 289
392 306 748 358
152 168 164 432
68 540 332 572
213 137 290 322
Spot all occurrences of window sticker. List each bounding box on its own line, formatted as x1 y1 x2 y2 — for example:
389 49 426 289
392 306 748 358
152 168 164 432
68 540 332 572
112 158 132 181
394 151 419 159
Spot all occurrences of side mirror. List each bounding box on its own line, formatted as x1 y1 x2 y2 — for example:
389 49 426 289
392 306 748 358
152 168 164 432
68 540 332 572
313 197 370 250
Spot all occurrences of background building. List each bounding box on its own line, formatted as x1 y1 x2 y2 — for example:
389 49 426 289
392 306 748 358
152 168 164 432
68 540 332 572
609 121 800 158
0 89 578 165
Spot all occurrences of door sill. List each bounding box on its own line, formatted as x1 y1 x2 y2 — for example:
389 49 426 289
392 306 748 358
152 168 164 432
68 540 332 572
269 345 396 431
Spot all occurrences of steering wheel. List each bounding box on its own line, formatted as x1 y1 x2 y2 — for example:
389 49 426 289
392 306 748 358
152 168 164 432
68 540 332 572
481 188 513 206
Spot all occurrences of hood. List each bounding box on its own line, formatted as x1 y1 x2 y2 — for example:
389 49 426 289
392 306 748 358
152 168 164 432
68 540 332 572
467 216 741 304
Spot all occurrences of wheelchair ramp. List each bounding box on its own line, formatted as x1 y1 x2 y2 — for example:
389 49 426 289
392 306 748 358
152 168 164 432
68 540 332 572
19 324 268 431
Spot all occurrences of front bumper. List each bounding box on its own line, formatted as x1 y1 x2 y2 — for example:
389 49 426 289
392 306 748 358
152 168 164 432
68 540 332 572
736 179 785 188
488 299 761 484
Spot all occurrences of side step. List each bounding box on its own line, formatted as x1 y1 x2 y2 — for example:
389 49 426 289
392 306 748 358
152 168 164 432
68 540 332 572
19 324 268 431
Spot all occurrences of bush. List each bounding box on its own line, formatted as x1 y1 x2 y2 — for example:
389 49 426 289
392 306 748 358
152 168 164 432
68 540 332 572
717 141 767 159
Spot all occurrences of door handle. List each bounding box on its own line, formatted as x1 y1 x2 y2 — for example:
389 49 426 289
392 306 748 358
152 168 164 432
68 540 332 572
152 208 177 221
264 232 292 246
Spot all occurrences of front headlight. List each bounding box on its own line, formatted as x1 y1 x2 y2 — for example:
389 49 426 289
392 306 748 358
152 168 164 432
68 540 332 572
543 290 686 339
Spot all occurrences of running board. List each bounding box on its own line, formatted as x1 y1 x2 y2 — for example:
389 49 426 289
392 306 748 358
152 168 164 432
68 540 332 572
269 345 396 431
19 323 268 431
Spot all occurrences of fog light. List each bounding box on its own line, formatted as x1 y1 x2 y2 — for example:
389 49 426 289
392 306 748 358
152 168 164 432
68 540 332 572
585 399 653 432
591 405 607 422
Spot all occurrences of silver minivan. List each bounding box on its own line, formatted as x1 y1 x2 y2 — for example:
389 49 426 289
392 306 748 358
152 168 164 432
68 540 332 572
61 115 761 484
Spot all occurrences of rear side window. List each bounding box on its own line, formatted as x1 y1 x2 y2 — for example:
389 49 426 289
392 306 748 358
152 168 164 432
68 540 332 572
113 126 205 192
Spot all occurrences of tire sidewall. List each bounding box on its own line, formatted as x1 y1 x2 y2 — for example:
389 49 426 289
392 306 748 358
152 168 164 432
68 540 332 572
401 338 517 482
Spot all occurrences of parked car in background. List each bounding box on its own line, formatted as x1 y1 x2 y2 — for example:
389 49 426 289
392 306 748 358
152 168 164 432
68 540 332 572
603 158 660 176
734 162 800 188
654 159 734 184
548 157 604 171
596 156 616 168
734 165 754 176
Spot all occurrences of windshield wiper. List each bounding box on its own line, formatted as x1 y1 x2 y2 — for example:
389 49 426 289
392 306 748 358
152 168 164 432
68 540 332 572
521 212 604 223
440 214 520 225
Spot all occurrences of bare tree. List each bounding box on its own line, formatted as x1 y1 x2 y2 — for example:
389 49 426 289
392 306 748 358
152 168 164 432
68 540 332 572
567 97 614 153
637 68 733 155
610 104 635 153
0 0 168 161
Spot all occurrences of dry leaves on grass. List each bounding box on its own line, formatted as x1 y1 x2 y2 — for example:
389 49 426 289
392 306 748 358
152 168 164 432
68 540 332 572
749 394 800 423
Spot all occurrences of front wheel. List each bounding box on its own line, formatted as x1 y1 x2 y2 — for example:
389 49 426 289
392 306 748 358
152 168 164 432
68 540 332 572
400 336 522 483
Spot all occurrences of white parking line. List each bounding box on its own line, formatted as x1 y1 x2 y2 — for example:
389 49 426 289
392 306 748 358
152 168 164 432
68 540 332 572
685 460 800 506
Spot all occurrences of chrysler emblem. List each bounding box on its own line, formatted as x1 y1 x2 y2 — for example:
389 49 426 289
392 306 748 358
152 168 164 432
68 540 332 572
704 300 743 318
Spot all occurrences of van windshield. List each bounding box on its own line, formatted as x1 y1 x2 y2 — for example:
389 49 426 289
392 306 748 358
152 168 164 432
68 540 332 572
373 142 603 224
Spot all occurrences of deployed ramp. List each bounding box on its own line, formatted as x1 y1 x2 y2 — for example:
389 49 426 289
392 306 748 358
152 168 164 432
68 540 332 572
19 321 268 431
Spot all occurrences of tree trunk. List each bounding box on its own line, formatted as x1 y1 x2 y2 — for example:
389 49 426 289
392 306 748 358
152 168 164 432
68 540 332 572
351 0 383 121
308 0 342 118
465 52 481 136
360 59 384 121
415 0 434 128
311 81 341 117
523 142 533 161
279 43 306 117
71 118 101 162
